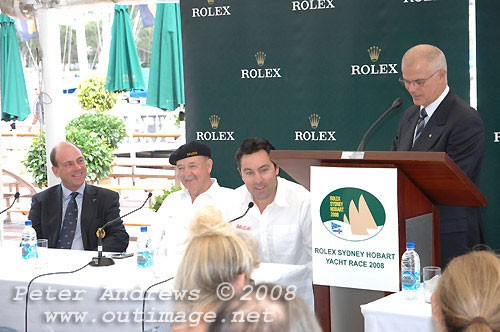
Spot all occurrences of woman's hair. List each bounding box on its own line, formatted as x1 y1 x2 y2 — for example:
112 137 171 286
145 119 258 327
174 206 258 320
208 283 322 332
434 251 500 332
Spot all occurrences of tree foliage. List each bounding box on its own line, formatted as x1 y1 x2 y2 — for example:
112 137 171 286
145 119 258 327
67 113 126 150
77 76 118 112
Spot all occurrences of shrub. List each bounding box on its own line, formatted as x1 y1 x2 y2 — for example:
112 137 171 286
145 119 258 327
23 129 114 188
151 185 182 212
67 113 127 150
77 77 119 112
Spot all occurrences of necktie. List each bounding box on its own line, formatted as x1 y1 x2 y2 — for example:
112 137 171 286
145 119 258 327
56 192 79 249
413 108 428 145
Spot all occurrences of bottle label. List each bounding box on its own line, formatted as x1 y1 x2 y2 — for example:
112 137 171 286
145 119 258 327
22 243 38 260
401 271 420 290
137 250 154 268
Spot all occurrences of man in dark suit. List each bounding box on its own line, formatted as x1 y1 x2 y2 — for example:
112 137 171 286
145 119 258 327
391 44 485 267
29 142 129 252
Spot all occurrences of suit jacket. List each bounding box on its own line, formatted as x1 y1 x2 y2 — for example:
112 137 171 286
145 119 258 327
391 89 485 264
29 184 129 252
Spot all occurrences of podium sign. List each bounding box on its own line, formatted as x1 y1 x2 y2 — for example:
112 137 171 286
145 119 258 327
311 166 400 292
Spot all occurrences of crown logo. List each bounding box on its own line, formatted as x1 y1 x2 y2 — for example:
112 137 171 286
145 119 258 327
255 51 266 67
309 114 320 129
367 46 381 62
207 0 214 4
209 115 220 129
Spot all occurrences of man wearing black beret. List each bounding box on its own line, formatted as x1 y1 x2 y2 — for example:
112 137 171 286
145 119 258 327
155 141 235 259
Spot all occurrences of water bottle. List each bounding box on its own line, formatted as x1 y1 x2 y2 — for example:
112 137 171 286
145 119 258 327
137 226 154 269
401 242 420 300
21 220 38 260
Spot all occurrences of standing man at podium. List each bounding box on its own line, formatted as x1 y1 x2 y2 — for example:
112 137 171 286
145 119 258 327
391 44 485 266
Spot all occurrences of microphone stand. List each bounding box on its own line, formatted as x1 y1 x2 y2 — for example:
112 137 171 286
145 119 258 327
90 193 152 267
90 229 115 267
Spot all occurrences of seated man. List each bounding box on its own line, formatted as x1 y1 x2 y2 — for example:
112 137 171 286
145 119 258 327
233 138 311 266
233 138 313 307
28 142 129 252
155 141 235 260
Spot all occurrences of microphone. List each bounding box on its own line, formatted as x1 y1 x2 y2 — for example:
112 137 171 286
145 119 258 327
357 98 403 151
0 192 20 215
229 202 254 223
90 192 152 267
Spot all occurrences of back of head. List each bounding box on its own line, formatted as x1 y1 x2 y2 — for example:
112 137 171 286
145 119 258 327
174 206 257 314
208 283 322 332
434 251 500 332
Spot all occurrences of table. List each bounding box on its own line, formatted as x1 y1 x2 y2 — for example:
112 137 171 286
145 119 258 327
0 245 310 332
360 288 438 332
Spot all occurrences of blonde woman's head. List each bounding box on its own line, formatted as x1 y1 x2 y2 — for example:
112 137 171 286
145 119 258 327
432 251 500 332
174 206 258 324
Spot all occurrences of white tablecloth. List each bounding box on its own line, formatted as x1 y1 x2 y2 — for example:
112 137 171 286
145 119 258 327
0 245 310 332
361 289 438 332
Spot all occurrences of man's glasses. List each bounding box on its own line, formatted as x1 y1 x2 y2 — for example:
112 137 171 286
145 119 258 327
398 70 441 88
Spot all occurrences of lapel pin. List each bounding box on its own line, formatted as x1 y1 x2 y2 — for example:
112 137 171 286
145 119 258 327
428 134 432 138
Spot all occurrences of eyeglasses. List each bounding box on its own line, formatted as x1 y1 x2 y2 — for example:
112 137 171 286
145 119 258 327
398 70 441 88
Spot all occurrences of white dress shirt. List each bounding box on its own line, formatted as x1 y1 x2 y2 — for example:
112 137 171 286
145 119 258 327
233 177 312 266
155 178 236 261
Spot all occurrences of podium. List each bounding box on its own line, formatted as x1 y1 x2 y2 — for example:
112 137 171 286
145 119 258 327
270 150 486 332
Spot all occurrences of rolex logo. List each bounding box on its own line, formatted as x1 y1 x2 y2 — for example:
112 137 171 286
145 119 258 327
255 51 266 67
367 46 381 63
209 115 220 129
241 52 282 79
295 114 335 141
197 114 234 141
207 0 214 3
351 46 398 76
309 114 320 129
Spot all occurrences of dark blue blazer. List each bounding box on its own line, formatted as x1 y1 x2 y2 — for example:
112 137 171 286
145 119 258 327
29 184 129 252
391 89 485 265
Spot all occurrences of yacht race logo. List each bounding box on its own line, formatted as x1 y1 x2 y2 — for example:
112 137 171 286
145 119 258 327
351 45 398 76
196 115 235 141
319 187 386 241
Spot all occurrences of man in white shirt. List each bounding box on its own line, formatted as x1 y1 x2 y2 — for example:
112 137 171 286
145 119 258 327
233 138 313 307
155 141 234 260
233 138 312 265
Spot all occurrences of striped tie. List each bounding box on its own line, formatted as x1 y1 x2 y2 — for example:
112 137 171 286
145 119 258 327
413 108 428 146
56 192 79 249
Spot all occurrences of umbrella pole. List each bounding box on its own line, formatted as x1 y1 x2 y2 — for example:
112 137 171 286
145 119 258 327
37 8 65 187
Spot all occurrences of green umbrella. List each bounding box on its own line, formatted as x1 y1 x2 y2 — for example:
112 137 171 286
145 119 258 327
106 5 145 92
146 3 185 111
0 13 30 122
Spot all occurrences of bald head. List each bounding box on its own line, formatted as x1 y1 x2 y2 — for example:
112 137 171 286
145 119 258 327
402 44 447 77
50 142 88 191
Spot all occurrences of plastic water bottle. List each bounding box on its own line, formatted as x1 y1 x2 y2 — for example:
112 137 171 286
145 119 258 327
401 242 420 300
21 220 38 260
137 226 154 269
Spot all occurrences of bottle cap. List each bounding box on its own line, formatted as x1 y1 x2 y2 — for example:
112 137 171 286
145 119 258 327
25 220 32 226
406 242 415 249
140 226 147 232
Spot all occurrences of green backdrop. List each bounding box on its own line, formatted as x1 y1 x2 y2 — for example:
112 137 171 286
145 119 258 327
477 0 500 249
179 0 499 249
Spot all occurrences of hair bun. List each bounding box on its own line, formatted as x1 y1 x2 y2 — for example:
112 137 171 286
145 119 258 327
187 205 235 239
